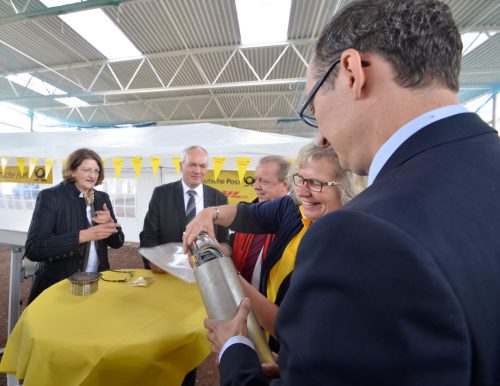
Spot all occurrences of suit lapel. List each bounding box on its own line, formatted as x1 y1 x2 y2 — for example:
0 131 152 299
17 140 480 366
202 184 212 207
174 180 187 228
377 113 495 181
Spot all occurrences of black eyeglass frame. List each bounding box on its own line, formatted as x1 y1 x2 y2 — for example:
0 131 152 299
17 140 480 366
291 173 339 193
298 59 341 128
100 269 135 283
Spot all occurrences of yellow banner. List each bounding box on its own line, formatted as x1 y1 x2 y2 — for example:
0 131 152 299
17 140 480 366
212 157 226 181
17 158 25 176
131 157 143 178
1 157 8 176
112 158 124 180
172 157 181 174
235 157 251 183
204 170 256 205
45 159 54 178
0 166 53 184
150 157 161 176
29 158 38 179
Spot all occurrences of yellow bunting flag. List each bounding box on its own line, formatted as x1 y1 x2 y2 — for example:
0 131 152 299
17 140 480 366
45 159 54 178
102 159 106 168
150 157 161 176
17 158 25 176
28 158 38 178
131 157 143 178
112 158 124 180
212 157 226 181
1 157 8 176
171 157 181 175
288 158 295 165
236 157 251 183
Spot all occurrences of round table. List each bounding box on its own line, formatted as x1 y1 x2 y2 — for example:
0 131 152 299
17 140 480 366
0 269 210 386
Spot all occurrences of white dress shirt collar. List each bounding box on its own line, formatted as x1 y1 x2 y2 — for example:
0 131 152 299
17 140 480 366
181 180 203 197
368 104 469 186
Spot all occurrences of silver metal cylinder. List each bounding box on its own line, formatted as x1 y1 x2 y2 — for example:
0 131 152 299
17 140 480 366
194 256 275 364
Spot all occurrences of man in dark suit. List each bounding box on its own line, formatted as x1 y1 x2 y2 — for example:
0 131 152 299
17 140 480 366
140 145 228 386
203 1 500 385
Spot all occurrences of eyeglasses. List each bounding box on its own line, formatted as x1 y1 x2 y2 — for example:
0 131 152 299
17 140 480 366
292 173 339 193
100 270 135 283
298 60 341 128
79 167 100 176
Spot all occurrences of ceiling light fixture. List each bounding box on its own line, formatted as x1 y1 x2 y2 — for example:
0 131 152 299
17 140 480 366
40 0 142 60
236 0 291 45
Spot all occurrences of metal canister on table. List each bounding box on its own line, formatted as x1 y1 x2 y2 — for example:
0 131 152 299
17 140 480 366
68 272 101 296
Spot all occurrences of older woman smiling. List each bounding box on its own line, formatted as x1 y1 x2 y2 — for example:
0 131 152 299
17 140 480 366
184 142 365 352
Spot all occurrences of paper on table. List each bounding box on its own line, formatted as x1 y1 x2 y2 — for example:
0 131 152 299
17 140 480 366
138 243 195 283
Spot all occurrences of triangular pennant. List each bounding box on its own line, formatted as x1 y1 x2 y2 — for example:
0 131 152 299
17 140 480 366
28 158 38 178
150 157 161 176
212 157 226 180
288 158 295 165
45 159 54 178
131 157 143 178
1 157 8 176
112 158 124 180
236 157 251 183
17 158 25 176
172 157 181 174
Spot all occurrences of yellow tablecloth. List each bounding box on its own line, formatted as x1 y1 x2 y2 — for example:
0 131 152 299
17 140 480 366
0 269 210 386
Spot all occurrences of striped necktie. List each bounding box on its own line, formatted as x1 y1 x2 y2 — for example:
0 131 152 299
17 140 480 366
240 234 266 283
185 190 196 223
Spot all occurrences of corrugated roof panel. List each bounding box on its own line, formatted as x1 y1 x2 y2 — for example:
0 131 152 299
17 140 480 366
191 51 236 83
239 45 308 80
105 0 240 54
447 0 500 29
289 0 342 40
0 17 104 68
0 0 497 136
0 0 44 18
215 52 260 84
198 98 228 120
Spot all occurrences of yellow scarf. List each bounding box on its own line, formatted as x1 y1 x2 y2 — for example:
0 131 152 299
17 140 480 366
84 189 94 206
266 206 312 304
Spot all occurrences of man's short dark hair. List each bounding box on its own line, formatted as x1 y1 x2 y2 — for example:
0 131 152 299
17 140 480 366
313 0 462 91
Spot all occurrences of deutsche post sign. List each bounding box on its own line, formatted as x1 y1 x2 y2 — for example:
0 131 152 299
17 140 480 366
0 166 53 184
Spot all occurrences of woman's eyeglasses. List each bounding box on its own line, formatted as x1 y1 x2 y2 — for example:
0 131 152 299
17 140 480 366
292 173 339 193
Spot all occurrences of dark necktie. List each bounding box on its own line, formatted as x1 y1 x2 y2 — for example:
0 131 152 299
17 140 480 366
240 234 266 283
185 190 196 223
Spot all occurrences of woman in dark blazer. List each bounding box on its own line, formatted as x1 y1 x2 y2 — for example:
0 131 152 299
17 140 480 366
26 148 124 303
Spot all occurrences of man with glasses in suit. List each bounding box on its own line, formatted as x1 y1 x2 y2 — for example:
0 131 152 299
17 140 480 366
202 1 500 385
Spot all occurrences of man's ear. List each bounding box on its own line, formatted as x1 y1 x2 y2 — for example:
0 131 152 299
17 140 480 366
341 49 366 100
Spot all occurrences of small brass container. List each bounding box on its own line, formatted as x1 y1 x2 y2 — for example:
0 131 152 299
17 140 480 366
68 272 101 296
